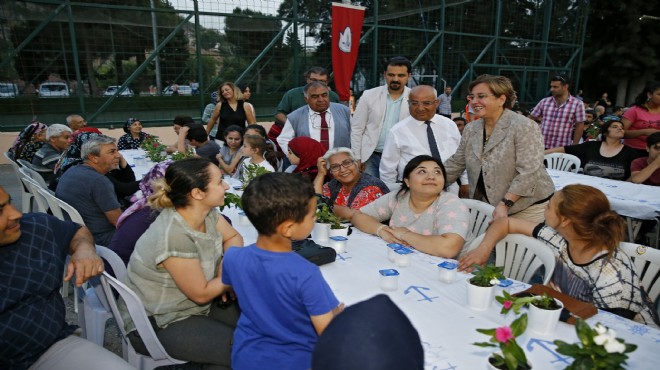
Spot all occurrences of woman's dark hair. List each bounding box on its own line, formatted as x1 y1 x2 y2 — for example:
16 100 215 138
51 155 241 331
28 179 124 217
149 158 213 209
242 172 315 236
244 134 278 170
397 155 448 198
599 118 623 137
223 124 245 139
633 80 660 109
245 124 267 138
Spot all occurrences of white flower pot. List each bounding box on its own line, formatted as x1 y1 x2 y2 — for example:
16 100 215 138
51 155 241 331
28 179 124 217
312 222 330 241
466 278 495 311
328 226 349 238
527 298 564 336
487 352 533 370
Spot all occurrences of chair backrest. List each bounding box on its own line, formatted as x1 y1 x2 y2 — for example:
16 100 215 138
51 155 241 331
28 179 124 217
35 186 65 220
619 242 660 306
54 197 86 225
96 245 127 281
461 199 494 246
544 153 581 173
4 151 33 213
19 173 50 213
16 159 50 188
99 272 186 368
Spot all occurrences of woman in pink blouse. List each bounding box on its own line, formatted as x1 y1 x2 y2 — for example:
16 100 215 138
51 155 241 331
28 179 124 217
622 80 660 157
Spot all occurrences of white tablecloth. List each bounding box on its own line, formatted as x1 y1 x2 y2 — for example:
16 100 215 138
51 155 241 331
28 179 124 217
224 207 660 370
119 149 153 180
548 169 660 220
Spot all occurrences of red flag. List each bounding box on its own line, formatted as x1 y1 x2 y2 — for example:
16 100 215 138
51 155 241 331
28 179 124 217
332 3 365 102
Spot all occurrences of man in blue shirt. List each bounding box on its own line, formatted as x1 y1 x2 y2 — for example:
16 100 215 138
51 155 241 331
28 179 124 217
0 185 132 369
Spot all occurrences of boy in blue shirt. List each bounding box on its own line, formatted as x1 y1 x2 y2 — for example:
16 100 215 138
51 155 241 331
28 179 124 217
222 173 343 370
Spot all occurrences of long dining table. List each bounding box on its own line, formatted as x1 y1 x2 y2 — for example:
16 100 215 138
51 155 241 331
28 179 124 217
224 204 660 370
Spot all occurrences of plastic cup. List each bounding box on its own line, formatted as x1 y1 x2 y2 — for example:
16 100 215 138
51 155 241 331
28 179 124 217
328 236 348 253
394 247 413 267
387 243 404 262
438 260 458 283
379 269 400 291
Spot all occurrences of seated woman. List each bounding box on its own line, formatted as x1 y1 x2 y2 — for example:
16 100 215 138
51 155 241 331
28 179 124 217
287 137 327 182
350 155 469 258
121 157 243 367
117 118 149 150
313 147 389 218
545 118 638 180
458 184 660 328
9 121 47 162
217 125 245 175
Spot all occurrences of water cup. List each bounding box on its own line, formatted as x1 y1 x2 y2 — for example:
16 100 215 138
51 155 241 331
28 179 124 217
237 211 251 226
134 156 146 167
328 236 348 253
387 243 404 262
379 269 400 291
437 260 458 283
394 247 413 267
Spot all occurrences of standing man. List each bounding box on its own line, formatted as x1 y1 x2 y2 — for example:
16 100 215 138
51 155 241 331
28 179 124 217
56 135 123 246
274 66 341 125
437 86 453 119
379 85 467 194
277 81 351 154
0 185 133 370
351 56 411 178
529 75 586 149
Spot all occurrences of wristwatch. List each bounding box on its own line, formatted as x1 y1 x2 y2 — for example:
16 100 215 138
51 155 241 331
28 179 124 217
501 198 515 208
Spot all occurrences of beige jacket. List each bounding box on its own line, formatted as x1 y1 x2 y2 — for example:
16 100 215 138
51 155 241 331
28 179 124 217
350 85 411 161
444 109 554 214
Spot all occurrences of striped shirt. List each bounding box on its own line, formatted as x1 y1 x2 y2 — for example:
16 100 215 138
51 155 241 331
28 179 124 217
437 93 452 115
531 95 585 149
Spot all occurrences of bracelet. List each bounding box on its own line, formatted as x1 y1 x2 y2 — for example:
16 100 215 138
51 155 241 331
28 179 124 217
375 225 387 238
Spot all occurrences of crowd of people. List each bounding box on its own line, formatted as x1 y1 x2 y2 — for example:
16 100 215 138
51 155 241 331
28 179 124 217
2 57 660 369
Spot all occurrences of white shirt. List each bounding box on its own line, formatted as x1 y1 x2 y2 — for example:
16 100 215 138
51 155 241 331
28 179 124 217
379 114 467 191
278 109 336 154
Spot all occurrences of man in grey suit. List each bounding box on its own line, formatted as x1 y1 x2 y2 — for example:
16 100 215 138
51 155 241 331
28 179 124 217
277 81 351 155
350 57 411 178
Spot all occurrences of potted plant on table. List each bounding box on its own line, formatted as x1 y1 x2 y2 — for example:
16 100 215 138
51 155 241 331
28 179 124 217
467 264 505 311
240 163 270 190
313 203 344 241
140 135 168 163
474 313 532 370
496 291 564 335
554 319 637 370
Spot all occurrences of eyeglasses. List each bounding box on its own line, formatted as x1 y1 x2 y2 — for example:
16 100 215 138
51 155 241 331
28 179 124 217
408 100 437 107
329 159 355 172
466 94 495 101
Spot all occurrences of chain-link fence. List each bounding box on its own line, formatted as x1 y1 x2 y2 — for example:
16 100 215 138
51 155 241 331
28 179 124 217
0 0 588 130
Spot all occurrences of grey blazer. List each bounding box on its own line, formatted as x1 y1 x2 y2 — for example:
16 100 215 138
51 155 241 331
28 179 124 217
286 103 351 148
444 109 554 214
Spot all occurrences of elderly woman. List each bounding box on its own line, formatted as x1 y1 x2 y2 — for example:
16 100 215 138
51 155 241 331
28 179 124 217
9 121 47 162
350 155 469 258
622 80 660 158
443 74 554 222
206 82 257 142
313 147 389 218
122 158 243 367
117 117 149 150
545 118 638 180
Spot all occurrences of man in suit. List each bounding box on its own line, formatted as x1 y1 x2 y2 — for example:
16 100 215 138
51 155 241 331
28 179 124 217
350 56 412 178
277 81 351 155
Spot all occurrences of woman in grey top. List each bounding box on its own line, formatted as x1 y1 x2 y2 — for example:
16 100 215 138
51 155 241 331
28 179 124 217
443 74 554 223
121 157 243 369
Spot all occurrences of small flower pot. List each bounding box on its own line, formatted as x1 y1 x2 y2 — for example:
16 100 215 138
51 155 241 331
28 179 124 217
328 226 349 238
466 278 495 311
527 298 564 336
487 352 532 370
312 222 330 241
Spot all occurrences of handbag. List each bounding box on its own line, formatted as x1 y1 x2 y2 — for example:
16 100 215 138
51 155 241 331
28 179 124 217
292 239 337 266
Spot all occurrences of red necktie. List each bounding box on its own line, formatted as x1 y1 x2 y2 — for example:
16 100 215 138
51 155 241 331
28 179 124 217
320 111 329 150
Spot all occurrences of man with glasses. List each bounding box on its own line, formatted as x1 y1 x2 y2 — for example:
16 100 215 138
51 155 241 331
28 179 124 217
379 85 466 194
274 66 341 125
529 74 586 149
351 56 412 178
277 81 351 155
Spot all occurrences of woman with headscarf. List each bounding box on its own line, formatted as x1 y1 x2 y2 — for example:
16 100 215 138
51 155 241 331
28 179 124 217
9 121 47 162
117 117 149 150
286 136 327 182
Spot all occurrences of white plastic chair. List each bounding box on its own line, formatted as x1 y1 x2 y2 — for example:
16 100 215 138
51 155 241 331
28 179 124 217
544 153 581 173
17 159 52 186
100 271 187 370
619 242 660 314
461 199 495 250
76 245 127 347
18 172 49 213
469 233 556 284
4 151 33 212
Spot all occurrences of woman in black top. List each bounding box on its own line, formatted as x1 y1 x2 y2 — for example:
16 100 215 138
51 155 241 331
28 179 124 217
205 82 256 142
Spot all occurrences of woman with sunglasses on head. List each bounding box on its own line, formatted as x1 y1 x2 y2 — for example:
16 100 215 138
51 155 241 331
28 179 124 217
313 147 389 219
443 74 554 223
206 82 257 142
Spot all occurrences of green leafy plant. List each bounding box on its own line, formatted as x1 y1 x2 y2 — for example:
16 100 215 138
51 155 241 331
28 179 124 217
241 163 270 189
554 319 637 370
219 192 242 212
170 147 196 161
584 122 601 140
470 264 505 287
474 313 530 370
496 291 559 315
140 135 168 163
315 203 344 229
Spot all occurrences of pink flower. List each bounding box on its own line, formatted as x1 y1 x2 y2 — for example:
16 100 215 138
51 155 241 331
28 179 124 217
495 326 514 343
503 301 513 310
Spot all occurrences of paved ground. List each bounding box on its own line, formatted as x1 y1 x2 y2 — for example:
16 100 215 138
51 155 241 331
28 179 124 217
1 165 200 369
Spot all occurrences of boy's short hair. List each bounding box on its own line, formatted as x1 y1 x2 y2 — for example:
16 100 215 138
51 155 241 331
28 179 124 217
647 132 660 148
186 124 209 143
242 173 315 236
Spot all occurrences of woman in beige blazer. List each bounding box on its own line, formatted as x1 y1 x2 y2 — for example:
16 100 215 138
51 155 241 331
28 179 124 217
443 75 554 223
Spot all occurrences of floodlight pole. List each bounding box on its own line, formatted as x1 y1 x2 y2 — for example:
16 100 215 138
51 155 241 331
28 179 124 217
150 0 162 94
